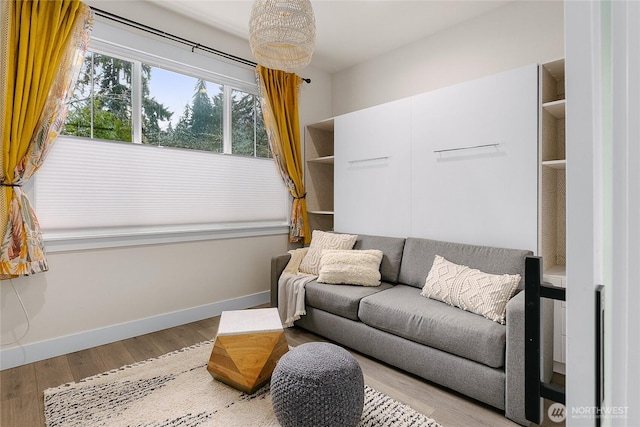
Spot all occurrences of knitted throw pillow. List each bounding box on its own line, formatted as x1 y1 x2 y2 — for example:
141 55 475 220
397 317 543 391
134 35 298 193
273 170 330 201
318 249 384 286
421 255 521 324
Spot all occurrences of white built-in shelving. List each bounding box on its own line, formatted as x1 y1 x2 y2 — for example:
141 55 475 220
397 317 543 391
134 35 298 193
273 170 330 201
540 58 566 372
304 119 334 232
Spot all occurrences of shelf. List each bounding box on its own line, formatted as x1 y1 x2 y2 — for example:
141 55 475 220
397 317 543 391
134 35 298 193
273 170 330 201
541 58 566 371
305 118 334 233
542 159 566 170
307 155 334 164
308 210 334 215
540 59 567 286
541 58 565 104
543 99 566 118
543 99 566 119
544 264 566 281
542 58 565 82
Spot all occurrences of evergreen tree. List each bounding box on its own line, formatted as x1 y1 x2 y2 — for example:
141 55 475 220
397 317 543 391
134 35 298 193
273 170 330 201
255 100 271 158
165 104 195 150
141 65 172 145
231 92 257 156
230 92 271 158
188 79 222 152
63 52 171 144
164 80 222 152
64 51 269 158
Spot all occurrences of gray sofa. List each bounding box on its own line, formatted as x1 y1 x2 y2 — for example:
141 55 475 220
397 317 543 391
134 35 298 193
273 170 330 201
271 234 553 426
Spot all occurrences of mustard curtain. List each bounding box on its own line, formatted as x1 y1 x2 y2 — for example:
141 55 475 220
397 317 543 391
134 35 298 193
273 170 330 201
0 0 93 278
256 65 310 244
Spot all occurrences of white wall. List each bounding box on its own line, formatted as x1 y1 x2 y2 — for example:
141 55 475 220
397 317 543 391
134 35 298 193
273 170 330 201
1 236 288 366
0 0 332 369
332 0 564 116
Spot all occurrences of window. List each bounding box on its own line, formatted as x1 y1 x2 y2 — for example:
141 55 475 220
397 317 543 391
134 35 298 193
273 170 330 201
231 89 270 157
64 51 134 142
145 67 224 152
63 51 270 159
35 19 287 251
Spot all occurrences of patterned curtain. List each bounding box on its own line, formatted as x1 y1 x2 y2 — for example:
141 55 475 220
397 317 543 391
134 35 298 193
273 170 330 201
256 65 310 244
0 0 93 278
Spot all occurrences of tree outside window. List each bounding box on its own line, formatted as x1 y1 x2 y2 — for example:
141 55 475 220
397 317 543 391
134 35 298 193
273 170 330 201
63 51 270 159
232 89 270 158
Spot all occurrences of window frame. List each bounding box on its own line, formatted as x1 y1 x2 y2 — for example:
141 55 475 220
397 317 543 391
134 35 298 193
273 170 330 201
33 19 288 253
81 44 262 153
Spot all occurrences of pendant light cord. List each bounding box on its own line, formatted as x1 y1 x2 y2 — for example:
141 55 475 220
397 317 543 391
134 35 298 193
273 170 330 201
0 280 31 346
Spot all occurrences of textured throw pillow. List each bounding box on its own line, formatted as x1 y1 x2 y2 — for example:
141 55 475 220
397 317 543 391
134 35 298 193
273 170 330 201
283 247 310 275
298 231 358 275
420 255 521 324
318 249 384 286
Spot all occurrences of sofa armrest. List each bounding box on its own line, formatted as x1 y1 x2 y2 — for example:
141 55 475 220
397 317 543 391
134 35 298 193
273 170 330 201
505 291 528 425
505 291 554 426
270 254 291 307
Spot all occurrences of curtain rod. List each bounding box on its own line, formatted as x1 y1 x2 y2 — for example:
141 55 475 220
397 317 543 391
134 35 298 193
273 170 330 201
90 7 311 84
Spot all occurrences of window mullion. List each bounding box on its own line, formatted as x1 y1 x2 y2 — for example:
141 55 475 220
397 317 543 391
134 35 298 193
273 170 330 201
254 95 258 157
132 61 143 144
223 85 232 154
90 52 95 139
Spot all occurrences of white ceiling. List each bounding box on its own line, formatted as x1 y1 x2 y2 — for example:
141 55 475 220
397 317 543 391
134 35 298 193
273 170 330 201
148 0 511 73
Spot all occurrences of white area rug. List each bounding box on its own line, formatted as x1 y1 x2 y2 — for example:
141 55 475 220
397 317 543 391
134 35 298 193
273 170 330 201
44 341 442 427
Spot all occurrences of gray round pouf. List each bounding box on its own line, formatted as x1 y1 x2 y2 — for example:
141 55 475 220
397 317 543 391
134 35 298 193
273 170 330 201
270 342 364 427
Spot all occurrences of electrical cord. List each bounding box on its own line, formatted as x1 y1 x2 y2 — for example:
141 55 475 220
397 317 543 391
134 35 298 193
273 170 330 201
0 279 31 346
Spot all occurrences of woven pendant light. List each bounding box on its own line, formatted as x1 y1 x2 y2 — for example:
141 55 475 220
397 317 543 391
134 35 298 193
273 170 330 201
249 0 316 72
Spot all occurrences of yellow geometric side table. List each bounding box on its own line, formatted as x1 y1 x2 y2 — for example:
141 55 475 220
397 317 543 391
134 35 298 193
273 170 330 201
207 308 288 394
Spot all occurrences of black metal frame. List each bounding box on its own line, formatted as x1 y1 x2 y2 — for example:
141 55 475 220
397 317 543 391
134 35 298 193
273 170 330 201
595 285 605 427
524 256 566 424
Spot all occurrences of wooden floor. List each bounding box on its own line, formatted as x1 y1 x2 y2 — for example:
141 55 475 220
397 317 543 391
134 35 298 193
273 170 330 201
1 308 564 427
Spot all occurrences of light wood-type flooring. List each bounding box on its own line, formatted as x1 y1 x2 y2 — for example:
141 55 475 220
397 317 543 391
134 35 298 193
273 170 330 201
1 306 564 427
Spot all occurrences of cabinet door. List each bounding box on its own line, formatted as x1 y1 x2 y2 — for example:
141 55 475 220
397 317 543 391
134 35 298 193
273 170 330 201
410 64 538 251
334 98 412 237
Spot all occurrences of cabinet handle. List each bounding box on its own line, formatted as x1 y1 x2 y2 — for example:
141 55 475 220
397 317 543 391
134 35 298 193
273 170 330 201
348 156 389 164
434 143 499 154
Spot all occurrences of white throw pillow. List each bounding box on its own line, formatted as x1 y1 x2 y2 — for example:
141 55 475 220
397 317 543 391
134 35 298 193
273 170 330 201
298 230 358 275
421 255 521 324
318 249 384 286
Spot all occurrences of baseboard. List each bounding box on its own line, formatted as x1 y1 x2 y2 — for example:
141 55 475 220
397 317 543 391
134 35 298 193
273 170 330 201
0 291 270 370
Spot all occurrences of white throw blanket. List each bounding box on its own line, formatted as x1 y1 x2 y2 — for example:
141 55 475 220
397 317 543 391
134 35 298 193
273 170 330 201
278 248 316 327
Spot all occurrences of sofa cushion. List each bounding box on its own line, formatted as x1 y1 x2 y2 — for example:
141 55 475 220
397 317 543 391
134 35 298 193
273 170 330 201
421 255 521 324
318 249 384 286
352 234 406 283
305 280 394 321
358 285 507 368
398 237 532 289
299 230 358 275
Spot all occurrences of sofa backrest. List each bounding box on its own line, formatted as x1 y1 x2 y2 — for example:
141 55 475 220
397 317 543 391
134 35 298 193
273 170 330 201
398 237 533 289
352 234 406 283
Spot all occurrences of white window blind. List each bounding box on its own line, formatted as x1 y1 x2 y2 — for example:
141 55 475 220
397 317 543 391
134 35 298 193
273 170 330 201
31 18 289 251
35 137 288 235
